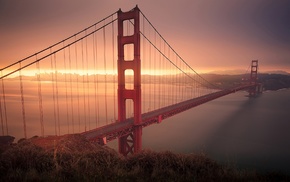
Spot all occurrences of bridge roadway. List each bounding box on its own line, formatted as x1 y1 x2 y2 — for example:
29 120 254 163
81 84 256 145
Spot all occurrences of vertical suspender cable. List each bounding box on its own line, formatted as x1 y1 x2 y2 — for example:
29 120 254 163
50 49 57 135
36 57 44 137
54 53 60 135
0 70 8 135
93 28 100 127
103 26 108 124
93 31 98 127
1 71 8 135
112 16 116 122
63 43 70 134
175 54 178 104
165 44 168 106
194 74 197 98
158 32 161 109
162 40 165 107
142 15 146 113
0 83 4 135
75 36 81 132
85 30 91 130
170 48 173 104
81 38 87 131
19 62 27 138
96 44 100 126
153 30 156 110
92 31 96 126
168 45 171 105
182 62 185 101
148 26 151 111
68 45 74 133
178 57 181 102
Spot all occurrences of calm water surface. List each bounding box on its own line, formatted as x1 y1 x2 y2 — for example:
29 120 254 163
139 89 290 173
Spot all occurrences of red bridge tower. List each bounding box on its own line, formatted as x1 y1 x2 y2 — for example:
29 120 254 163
249 60 262 96
117 6 142 156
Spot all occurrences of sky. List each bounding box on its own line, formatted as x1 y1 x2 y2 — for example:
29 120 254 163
1 0 290 73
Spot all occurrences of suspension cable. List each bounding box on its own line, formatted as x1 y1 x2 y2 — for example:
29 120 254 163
54 53 60 135
153 30 156 110
68 45 74 133
0 18 118 80
93 30 98 127
158 31 161 109
142 15 146 113
93 26 100 127
63 43 70 134
103 25 108 124
85 30 91 130
112 15 116 122
0 87 4 135
50 49 57 135
148 25 152 111
0 71 8 135
36 57 44 137
0 11 118 72
75 36 81 132
140 30 205 87
139 10 220 90
81 38 87 131
19 62 27 138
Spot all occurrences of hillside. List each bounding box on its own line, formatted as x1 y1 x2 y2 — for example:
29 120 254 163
0 134 289 181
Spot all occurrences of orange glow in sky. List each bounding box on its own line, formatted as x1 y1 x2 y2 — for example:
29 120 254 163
1 0 289 74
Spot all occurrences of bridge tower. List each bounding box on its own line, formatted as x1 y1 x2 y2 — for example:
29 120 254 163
117 6 142 156
249 60 259 96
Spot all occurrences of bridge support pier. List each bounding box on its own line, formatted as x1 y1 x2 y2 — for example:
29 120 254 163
117 6 142 156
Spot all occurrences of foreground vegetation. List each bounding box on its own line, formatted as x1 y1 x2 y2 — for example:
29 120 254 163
0 135 289 181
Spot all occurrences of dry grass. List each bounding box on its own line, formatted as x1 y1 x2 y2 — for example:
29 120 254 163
0 134 289 181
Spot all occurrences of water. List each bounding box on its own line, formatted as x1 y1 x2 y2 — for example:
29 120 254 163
141 89 290 174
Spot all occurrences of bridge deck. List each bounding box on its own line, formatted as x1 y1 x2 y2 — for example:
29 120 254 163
81 84 256 144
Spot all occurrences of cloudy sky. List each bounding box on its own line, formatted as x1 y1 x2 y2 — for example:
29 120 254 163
1 0 289 73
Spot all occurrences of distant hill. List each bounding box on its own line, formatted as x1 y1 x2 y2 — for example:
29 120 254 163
202 73 290 91
258 73 290 90
263 70 290 75
6 72 290 91
207 69 247 75
208 69 290 76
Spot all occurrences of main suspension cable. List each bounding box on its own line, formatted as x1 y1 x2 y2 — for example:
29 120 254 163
0 18 118 80
139 10 220 90
0 11 118 73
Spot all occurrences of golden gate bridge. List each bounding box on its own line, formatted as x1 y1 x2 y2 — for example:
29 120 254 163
0 6 262 156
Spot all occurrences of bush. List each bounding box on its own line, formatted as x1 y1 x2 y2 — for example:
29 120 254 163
0 135 289 181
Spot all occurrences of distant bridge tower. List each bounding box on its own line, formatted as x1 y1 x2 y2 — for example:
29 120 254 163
117 6 142 156
249 60 261 96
